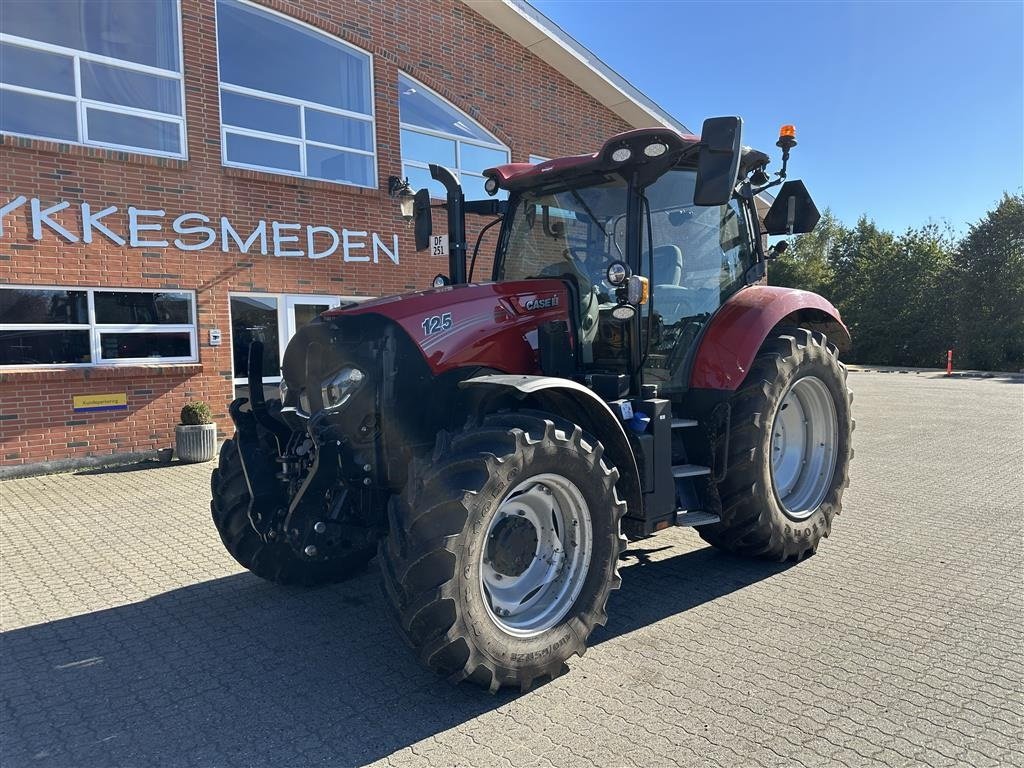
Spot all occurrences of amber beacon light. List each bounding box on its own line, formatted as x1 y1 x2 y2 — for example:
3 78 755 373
777 124 797 150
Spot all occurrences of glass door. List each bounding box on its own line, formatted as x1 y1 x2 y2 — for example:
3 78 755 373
284 296 336 339
230 294 281 384
230 293 345 395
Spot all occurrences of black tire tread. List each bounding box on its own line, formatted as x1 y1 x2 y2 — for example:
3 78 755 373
378 411 627 692
699 327 853 562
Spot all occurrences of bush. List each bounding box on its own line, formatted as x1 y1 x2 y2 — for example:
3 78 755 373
180 401 213 426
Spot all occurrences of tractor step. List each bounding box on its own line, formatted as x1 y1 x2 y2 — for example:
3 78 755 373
671 418 699 429
675 510 721 527
671 463 711 478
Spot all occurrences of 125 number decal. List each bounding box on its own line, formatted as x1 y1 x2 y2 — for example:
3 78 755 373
421 312 453 336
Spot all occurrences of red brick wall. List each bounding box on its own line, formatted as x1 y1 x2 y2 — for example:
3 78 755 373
0 0 632 468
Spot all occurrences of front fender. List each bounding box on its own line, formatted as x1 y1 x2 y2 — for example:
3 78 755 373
690 286 851 390
459 374 642 517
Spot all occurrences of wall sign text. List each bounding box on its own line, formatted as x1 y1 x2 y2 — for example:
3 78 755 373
0 196 401 264
72 393 128 413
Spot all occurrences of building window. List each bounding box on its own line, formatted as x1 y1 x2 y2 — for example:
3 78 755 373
399 73 509 200
215 0 376 188
0 0 186 158
529 155 550 164
0 287 197 367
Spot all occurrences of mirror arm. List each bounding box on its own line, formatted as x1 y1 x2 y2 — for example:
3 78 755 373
750 142 793 196
677 142 703 163
751 176 784 196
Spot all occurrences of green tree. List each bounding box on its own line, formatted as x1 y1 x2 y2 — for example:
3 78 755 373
842 221 955 367
767 209 843 298
949 193 1024 371
770 213 957 366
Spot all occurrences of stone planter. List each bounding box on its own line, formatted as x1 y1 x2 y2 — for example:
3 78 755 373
174 423 217 463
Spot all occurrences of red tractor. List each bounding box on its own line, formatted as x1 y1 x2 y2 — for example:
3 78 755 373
211 118 853 692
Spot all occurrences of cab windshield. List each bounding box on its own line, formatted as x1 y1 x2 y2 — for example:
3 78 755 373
498 176 627 303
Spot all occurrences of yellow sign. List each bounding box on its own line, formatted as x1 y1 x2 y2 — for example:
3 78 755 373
72 393 128 413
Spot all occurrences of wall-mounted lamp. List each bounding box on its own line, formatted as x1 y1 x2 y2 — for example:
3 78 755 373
387 175 416 221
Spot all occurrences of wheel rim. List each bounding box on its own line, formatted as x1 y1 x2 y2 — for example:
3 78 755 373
479 473 593 637
770 376 839 520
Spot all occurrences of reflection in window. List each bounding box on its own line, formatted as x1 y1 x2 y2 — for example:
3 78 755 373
0 330 91 365
398 73 509 200
0 287 197 366
99 332 192 360
0 289 88 325
0 1 185 157
229 295 280 381
216 0 376 187
93 291 192 325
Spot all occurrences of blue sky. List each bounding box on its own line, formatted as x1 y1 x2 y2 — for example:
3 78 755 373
533 0 1024 234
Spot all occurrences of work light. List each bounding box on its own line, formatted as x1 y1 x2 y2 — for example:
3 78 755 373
321 366 365 411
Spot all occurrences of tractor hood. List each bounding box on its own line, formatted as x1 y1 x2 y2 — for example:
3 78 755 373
321 280 571 376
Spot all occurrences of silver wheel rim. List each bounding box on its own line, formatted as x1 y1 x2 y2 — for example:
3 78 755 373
479 473 593 637
770 376 839 520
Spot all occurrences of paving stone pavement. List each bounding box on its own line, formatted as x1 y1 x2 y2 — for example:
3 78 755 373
1 371 1022 768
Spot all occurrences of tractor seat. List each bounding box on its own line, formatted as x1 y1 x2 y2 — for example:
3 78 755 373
652 244 683 287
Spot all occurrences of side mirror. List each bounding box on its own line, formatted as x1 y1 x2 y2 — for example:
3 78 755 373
694 116 743 206
763 180 820 235
413 188 432 251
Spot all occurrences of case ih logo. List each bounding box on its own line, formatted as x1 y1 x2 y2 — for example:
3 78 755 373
522 295 559 311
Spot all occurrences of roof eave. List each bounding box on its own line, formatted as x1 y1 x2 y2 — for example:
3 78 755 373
459 0 690 135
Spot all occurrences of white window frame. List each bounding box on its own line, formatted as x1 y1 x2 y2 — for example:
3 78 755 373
228 292 370 384
0 285 198 368
214 0 378 189
399 72 509 198
0 1 187 159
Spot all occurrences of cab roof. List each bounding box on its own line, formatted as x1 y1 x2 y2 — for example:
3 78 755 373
485 128 700 193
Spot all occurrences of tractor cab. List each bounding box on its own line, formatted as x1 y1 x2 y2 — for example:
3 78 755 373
494 159 759 396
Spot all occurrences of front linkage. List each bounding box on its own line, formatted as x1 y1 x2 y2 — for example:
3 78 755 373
229 340 381 567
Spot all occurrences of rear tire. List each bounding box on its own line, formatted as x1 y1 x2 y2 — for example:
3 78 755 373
378 411 627 692
699 327 853 561
210 438 375 585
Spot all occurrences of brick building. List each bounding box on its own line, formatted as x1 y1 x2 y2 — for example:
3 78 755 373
0 0 687 474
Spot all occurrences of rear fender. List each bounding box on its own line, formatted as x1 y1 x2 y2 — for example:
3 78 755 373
459 374 642 517
690 286 851 390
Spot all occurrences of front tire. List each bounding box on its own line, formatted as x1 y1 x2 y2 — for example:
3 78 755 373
378 411 627 692
210 438 375 585
699 327 853 561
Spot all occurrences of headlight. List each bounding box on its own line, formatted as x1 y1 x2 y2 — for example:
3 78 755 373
321 366 364 411
643 141 668 157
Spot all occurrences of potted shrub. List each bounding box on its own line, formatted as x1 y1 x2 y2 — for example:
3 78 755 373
175 401 217 463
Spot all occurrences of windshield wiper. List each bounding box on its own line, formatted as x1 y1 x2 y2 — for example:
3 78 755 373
568 187 624 258
568 188 608 239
